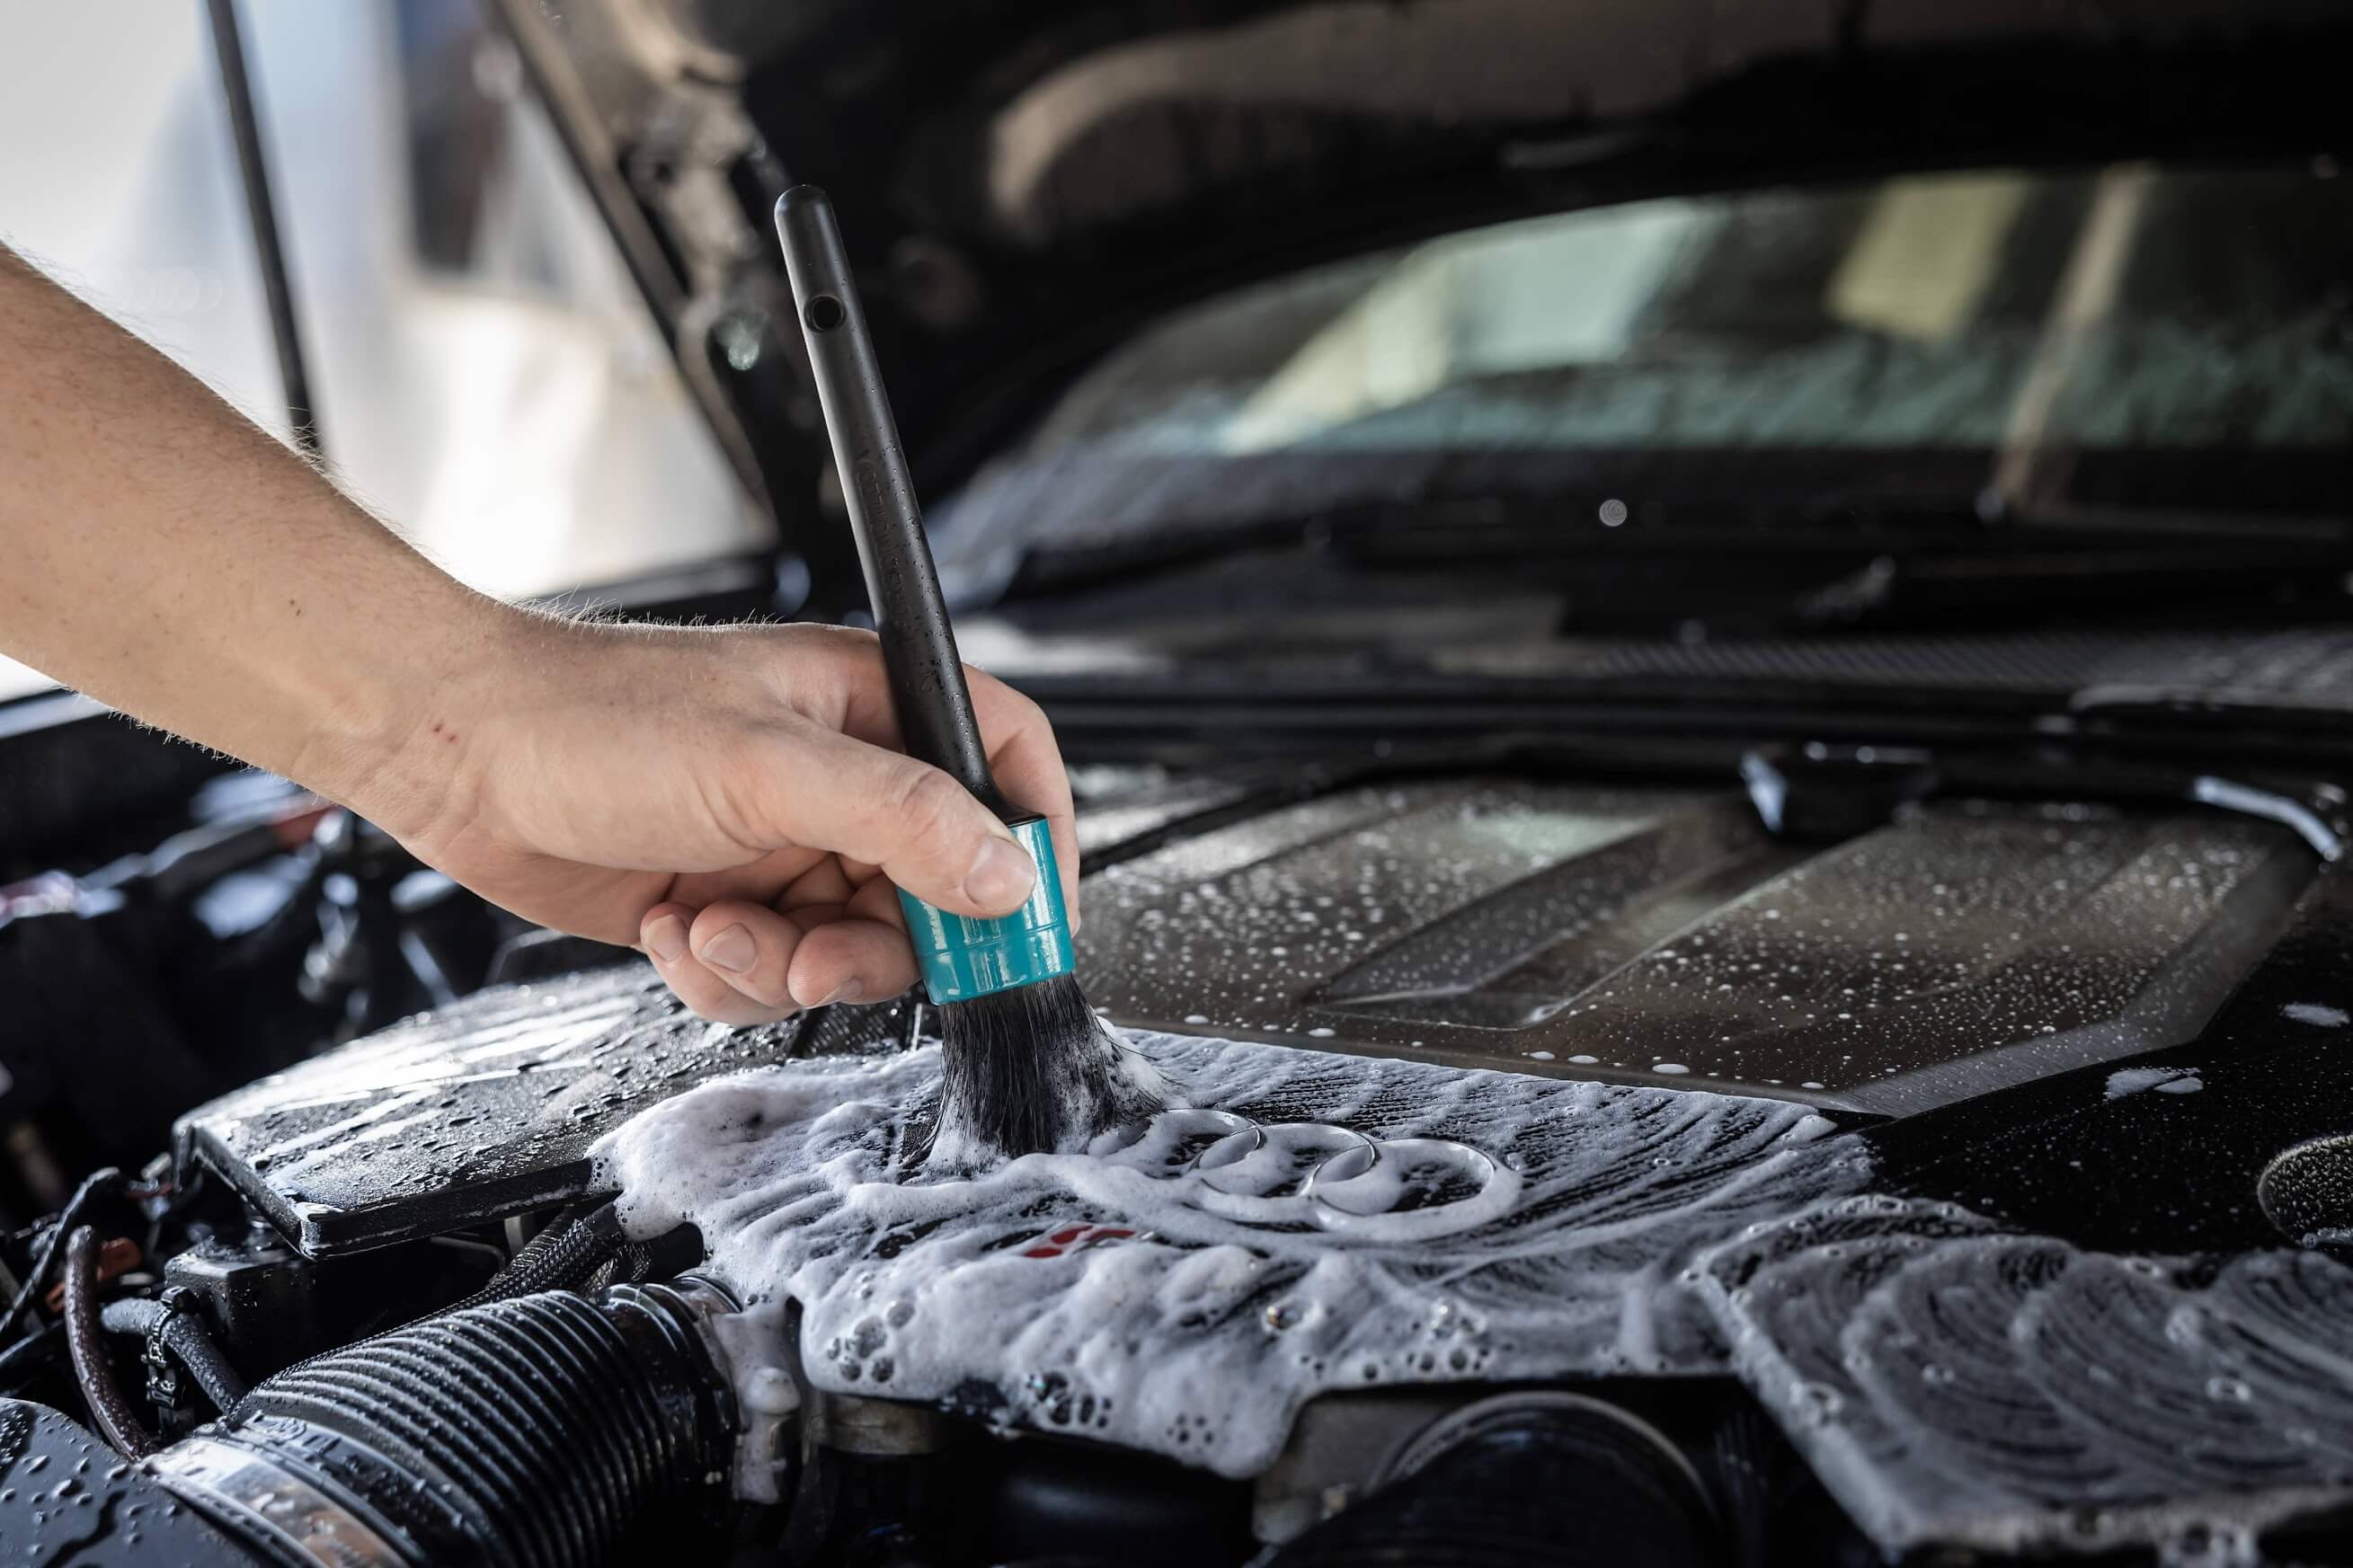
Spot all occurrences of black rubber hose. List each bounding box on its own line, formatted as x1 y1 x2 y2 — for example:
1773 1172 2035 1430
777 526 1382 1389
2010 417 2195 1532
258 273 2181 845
62 1225 159 1457
1265 1396 1720 1568
185 1285 731 1568
0 1321 63 1394
102 1297 250 1411
0 1165 120 1342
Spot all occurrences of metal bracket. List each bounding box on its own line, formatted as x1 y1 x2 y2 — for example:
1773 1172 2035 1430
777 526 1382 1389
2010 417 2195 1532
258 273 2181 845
144 1286 197 1416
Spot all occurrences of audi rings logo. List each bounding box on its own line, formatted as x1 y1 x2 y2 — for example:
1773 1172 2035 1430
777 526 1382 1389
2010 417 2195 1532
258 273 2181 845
1076 1109 1524 1244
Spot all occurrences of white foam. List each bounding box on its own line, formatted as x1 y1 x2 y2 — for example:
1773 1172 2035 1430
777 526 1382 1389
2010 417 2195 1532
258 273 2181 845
1702 1200 2353 1555
596 1030 1862 1478
596 1029 2353 1553
2107 1065 2200 1099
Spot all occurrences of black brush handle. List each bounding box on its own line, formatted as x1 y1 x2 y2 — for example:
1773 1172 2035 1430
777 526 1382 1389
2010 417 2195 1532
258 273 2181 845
775 185 1008 817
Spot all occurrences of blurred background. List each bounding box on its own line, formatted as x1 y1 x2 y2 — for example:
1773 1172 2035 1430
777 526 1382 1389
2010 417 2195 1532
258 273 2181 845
0 0 768 701
3 6 2353 1563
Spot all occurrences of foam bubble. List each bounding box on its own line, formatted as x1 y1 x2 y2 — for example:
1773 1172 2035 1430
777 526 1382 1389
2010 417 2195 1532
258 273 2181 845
597 1030 1861 1481
2107 1065 2200 1099
597 1028 2353 1553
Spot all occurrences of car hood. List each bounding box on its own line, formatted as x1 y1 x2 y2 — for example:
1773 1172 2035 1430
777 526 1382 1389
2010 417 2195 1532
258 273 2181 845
495 0 2352 523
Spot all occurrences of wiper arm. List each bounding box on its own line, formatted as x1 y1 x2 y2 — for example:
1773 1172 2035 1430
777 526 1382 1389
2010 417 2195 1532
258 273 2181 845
979 477 2353 642
988 498 1959 605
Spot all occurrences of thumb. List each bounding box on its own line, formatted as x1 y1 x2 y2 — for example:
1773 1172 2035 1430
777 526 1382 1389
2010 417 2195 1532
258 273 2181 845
750 721 1039 918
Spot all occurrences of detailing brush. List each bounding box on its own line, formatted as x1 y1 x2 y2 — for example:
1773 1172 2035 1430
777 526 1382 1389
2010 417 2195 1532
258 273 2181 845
776 186 1162 1163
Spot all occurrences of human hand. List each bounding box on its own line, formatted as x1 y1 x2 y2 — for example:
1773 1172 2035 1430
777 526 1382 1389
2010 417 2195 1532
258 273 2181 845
0 248 1073 998
377 617 1077 1025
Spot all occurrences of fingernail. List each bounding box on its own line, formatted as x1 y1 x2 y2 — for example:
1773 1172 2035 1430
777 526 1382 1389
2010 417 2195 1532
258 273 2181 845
645 915 688 963
700 924 757 974
965 835 1038 910
813 979 865 1008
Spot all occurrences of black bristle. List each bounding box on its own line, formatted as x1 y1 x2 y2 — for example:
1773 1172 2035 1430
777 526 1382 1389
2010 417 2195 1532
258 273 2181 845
927 975 1165 1164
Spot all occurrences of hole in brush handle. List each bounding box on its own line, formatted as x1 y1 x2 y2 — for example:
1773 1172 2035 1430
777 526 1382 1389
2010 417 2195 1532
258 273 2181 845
804 294 845 332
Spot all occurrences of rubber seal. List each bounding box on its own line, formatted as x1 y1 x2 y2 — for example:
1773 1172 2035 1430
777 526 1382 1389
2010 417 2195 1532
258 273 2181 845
899 816 1074 1002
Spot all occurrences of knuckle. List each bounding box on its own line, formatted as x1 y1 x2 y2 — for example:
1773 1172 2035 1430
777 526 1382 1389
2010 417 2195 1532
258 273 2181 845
782 627 875 704
735 971 793 1008
662 971 732 1018
1011 691 1053 740
978 673 1050 733
890 765 973 863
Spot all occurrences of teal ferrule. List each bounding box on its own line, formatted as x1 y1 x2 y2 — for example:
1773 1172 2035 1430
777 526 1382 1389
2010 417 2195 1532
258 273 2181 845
897 815 1074 1003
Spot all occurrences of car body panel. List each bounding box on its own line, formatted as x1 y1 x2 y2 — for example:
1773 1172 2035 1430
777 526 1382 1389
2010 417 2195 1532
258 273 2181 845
180 766 2337 1264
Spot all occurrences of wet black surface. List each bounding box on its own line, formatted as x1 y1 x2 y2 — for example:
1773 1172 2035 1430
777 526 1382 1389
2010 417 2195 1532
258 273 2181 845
161 761 2353 1557
173 974 919 1254
1869 868 2353 1255
178 765 2341 1266
1076 778 2315 1115
0 1399 250 1566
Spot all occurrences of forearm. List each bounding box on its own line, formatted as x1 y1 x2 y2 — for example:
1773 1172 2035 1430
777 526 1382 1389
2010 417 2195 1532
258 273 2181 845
0 244 521 833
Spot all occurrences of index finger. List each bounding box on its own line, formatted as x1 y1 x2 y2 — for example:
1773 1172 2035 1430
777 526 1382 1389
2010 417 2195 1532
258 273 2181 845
969 672 1080 923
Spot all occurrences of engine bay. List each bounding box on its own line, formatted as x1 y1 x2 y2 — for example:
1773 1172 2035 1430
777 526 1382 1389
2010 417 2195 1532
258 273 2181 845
8 1 2353 1559
8 758 2353 1564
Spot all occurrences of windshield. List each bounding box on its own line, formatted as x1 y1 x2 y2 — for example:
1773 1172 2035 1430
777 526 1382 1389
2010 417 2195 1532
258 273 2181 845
938 161 2353 578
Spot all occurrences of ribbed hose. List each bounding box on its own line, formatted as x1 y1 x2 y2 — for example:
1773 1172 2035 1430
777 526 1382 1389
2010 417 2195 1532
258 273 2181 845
177 1284 733 1568
1265 1395 1719 1568
253 1199 629 1399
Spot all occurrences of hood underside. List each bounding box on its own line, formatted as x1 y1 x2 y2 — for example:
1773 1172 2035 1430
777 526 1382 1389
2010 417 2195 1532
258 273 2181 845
492 0 2353 527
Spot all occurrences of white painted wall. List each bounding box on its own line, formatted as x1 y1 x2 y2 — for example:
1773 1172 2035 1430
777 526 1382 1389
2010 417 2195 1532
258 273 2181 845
0 1 768 702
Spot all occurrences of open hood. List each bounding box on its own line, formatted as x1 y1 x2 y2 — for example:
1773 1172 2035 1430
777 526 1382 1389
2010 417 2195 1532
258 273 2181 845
490 0 2351 551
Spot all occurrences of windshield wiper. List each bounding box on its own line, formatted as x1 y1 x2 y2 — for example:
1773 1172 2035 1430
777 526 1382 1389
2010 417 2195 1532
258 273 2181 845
987 494 2353 639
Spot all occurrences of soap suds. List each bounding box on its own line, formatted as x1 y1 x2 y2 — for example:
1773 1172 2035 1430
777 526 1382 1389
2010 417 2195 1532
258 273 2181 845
596 1030 2353 1555
598 1031 1859 1471
1703 1200 2353 1555
2106 1065 2201 1099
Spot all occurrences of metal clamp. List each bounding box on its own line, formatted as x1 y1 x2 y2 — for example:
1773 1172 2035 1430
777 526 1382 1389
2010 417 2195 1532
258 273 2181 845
149 1435 407 1568
143 1285 196 1416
